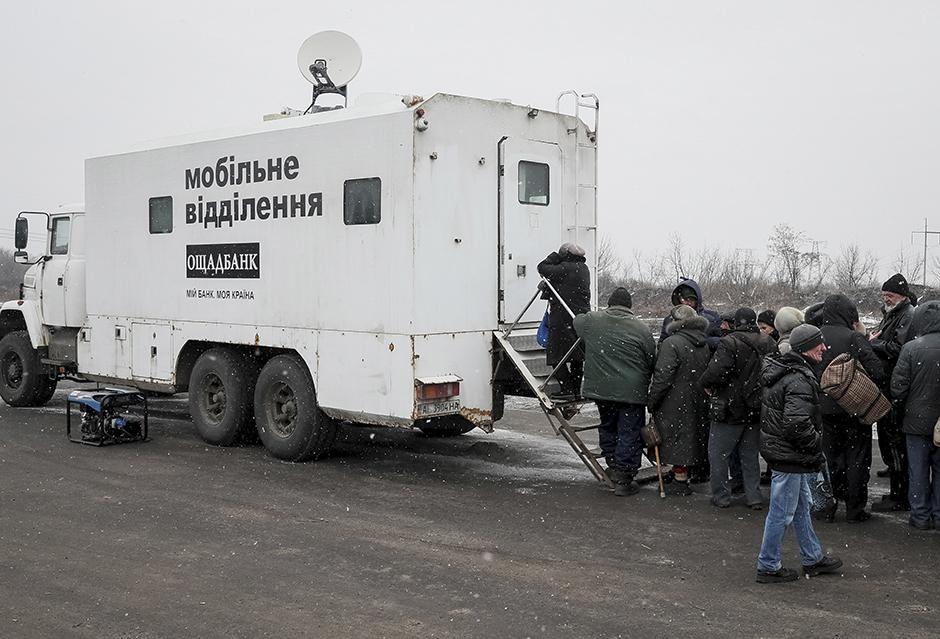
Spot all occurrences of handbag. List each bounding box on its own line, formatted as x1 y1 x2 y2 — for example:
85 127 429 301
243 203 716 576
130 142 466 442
536 307 550 347
934 414 940 447
642 415 662 449
820 353 890 426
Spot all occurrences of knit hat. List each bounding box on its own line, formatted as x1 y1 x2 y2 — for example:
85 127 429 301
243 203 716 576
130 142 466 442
774 306 805 335
734 307 757 329
790 324 824 353
882 273 911 298
607 287 632 308
559 242 586 258
757 309 776 327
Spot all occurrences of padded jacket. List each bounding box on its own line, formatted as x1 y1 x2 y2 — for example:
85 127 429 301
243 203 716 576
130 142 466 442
759 353 826 474
891 301 940 437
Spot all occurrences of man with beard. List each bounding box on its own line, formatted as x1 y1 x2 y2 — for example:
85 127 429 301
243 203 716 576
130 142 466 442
870 274 915 511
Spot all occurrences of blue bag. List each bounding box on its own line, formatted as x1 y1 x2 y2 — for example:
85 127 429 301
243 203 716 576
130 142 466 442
537 308 550 347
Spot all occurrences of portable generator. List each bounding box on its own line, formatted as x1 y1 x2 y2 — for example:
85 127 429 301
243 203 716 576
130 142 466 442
66 389 148 446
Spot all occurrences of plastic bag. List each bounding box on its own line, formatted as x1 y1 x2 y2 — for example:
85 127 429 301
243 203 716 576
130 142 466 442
536 308 550 347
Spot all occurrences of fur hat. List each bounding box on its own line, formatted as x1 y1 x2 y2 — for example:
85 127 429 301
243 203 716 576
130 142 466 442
882 273 911 298
607 287 632 308
790 324 824 353
774 307 805 335
734 307 757 329
668 304 708 334
558 242 586 258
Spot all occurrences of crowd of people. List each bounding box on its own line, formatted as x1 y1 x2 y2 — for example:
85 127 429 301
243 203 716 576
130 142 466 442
538 244 939 583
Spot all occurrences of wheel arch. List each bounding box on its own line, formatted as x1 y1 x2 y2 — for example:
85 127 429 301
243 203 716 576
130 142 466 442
0 301 47 348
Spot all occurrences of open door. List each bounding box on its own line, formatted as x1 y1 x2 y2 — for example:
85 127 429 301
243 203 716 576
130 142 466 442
498 138 564 323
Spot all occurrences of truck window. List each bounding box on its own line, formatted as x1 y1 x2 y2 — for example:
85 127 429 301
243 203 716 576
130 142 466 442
149 196 173 234
518 161 549 206
50 217 71 255
344 177 381 225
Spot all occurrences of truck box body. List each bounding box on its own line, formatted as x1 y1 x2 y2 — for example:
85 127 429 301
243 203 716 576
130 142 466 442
14 93 596 432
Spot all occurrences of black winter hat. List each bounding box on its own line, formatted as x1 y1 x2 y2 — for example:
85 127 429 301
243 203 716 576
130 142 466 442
607 287 632 308
757 309 776 327
790 324 824 354
734 307 757 329
882 273 911 298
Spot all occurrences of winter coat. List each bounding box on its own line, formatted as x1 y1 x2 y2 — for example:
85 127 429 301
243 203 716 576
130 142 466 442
648 315 712 466
870 299 915 392
700 328 779 424
537 252 591 366
813 294 884 417
759 352 826 473
659 279 723 349
890 301 940 437
573 306 656 405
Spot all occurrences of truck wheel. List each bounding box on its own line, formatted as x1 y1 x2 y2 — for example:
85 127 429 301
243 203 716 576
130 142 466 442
417 416 476 436
254 354 336 461
0 331 56 407
189 348 256 446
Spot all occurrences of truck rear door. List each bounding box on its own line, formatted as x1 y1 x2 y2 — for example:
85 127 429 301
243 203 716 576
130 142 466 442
497 138 563 323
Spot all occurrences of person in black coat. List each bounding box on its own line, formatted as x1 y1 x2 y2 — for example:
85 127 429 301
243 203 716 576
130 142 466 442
701 308 778 508
890 300 940 530
537 243 591 395
814 294 885 523
756 324 842 583
869 274 916 510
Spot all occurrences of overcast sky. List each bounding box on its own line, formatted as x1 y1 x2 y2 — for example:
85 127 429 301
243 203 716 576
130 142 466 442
2 1 939 283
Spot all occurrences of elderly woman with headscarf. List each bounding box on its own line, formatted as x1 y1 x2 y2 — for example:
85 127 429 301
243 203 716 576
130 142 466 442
648 305 712 494
537 242 591 396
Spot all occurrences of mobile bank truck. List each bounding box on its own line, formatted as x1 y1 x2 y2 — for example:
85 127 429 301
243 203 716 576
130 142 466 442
1 32 602 476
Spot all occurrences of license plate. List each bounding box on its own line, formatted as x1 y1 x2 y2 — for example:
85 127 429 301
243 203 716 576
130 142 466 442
416 399 460 417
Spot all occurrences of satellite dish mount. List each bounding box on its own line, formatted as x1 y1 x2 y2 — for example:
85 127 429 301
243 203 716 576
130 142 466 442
297 31 362 114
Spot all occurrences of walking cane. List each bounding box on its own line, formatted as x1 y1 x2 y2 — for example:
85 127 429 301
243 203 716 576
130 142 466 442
642 416 666 499
654 444 666 499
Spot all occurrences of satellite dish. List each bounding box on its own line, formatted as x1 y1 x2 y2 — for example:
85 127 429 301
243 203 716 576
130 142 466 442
297 31 362 89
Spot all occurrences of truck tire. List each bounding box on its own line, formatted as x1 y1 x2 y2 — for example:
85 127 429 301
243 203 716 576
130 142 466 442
254 354 336 461
417 416 476 436
189 348 256 446
0 330 57 407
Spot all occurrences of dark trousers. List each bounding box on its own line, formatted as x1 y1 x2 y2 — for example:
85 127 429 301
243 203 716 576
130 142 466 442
876 411 909 503
554 360 584 396
596 401 645 475
906 434 940 527
822 414 872 519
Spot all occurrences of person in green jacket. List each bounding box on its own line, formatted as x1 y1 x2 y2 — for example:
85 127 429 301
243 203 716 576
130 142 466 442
573 287 656 496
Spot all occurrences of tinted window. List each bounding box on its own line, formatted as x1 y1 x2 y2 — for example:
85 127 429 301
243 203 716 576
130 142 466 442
344 178 381 225
518 161 549 206
149 196 173 234
50 217 70 255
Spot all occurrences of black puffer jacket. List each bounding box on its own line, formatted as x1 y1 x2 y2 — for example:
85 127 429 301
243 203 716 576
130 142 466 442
891 301 940 437
813 294 885 416
871 299 915 391
537 252 591 366
759 353 826 473
700 328 778 424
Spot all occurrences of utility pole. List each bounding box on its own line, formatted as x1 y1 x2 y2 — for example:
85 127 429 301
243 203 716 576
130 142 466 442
911 218 940 290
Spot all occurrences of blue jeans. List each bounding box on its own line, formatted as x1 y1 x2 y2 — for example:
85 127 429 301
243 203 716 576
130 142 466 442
757 471 824 572
596 401 645 475
906 434 940 527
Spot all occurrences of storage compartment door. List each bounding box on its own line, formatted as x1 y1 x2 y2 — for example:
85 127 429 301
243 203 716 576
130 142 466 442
131 322 174 382
498 138 564 323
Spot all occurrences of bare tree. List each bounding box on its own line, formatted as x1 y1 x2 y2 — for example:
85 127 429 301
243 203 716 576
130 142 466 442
768 224 807 293
665 233 687 282
596 236 624 300
892 248 923 287
833 244 879 290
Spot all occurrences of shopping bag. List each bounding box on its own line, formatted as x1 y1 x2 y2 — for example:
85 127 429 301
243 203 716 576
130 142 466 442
536 308 550 347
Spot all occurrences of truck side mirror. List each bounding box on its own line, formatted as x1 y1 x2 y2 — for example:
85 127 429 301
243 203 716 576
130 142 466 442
14 218 28 249
13 250 29 264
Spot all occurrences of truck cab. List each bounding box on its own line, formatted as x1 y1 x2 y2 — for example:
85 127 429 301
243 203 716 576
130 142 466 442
0 207 86 405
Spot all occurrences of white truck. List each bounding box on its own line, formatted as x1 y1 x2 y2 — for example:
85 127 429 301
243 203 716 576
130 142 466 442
1 39 598 461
